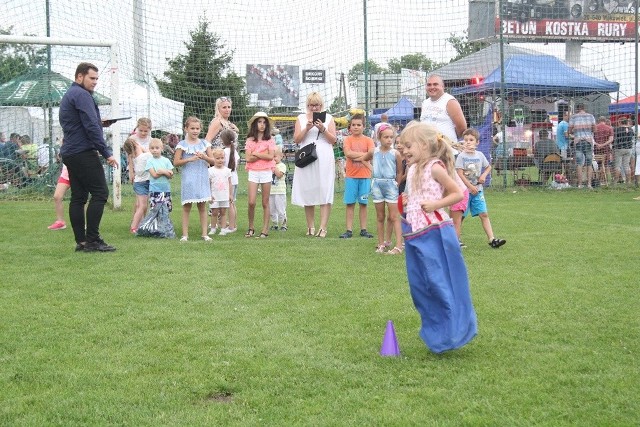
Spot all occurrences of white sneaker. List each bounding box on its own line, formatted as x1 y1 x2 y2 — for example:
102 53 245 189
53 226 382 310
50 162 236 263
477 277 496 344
208 227 218 235
225 227 237 234
218 227 229 236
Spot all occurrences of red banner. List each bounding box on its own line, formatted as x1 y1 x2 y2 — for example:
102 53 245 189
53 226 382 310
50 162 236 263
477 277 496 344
496 18 640 41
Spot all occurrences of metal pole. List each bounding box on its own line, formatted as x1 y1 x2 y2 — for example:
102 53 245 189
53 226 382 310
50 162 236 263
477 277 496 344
631 1 639 187
110 43 122 209
46 0 54 179
363 0 369 131
634 1 638 139
498 0 507 187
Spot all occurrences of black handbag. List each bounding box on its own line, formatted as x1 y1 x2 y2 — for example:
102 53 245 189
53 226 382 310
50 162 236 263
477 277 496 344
295 143 317 168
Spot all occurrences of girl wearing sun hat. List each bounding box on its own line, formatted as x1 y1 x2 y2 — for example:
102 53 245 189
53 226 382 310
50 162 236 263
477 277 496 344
244 112 276 238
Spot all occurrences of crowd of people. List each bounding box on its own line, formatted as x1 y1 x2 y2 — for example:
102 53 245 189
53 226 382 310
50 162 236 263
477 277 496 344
0 131 55 188
493 105 638 188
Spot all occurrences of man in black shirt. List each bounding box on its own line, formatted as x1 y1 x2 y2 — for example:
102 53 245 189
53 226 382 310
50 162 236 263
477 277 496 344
612 117 635 185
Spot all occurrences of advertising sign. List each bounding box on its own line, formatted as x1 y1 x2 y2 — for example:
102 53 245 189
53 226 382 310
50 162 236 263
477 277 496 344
470 0 639 42
302 69 326 83
497 17 639 41
246 64 300 108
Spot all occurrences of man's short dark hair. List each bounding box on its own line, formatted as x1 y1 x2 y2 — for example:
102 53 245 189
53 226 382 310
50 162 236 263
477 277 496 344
75 62 98 79
598 116 607 123
576 103 585 111
539 129 549 138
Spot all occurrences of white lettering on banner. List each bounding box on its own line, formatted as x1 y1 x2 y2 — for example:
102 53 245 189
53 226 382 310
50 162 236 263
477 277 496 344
498 18 638 40
12 81 35 100
545 21 589 36
503 21 537 35
597 23 627 37
302 70 325 83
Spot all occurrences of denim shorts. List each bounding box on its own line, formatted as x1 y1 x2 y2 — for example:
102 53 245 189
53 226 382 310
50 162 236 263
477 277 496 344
133 180 150 196
575 141 593 167
371 178 398 203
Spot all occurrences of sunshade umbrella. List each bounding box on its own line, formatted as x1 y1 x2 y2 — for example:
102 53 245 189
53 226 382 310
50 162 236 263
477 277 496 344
0 67 111 174
0 67 111 107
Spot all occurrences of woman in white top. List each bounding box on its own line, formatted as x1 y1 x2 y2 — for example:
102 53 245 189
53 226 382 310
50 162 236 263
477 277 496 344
291 92 337 238
205 97 240 149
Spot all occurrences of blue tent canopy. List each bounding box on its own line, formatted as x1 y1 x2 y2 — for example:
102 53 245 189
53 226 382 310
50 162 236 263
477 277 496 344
369 97 416 125
452 55 619 97
608 93 640 114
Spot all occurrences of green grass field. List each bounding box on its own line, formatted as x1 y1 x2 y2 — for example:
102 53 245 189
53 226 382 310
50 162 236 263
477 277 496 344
1 185 639 426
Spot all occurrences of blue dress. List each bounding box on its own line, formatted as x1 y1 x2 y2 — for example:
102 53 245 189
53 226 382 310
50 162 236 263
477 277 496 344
177 139 211 204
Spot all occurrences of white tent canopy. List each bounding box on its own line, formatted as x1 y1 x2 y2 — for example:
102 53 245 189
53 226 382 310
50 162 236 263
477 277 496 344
0 106 57 145
102 78 185 136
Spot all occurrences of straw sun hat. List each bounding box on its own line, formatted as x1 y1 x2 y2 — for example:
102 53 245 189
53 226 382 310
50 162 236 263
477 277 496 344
247 111 273 128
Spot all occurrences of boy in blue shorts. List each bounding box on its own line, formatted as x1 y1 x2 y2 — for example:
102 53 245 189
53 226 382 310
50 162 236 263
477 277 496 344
455 128 506 248
340 113 375 238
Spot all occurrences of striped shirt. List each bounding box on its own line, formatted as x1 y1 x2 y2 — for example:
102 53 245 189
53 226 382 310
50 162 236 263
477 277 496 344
568 111 595 142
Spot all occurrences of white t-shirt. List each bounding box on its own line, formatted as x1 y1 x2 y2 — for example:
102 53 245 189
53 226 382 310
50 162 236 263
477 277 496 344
420 93 458 142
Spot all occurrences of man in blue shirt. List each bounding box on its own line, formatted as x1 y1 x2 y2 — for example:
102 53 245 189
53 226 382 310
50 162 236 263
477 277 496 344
60 62 119 252
556 112 570 160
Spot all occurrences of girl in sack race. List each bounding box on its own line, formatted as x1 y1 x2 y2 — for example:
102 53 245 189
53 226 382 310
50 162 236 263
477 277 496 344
399 122 477 354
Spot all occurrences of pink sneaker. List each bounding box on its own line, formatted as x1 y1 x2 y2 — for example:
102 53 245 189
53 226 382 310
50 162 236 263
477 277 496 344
48 220 66 230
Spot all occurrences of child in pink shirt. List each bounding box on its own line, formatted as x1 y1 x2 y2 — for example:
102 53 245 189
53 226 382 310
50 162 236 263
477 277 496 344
244 112 276 238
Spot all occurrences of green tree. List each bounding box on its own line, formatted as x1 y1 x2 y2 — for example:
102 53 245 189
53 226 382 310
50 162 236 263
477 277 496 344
387 53 444 74
446 31 489 63
0 26 47 84
328 96 348 114
347 60 385 87
155 17 250 135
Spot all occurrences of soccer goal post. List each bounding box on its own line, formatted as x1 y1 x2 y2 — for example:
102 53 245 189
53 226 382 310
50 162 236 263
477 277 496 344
0 35 123 208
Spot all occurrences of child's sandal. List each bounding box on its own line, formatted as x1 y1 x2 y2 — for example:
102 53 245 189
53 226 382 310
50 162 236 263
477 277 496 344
244 229 255 238
375 244 386 253
256 232 268 239
387 246 403 255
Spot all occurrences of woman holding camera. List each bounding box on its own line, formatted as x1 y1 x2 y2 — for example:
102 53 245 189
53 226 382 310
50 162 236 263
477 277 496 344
291 92 337 238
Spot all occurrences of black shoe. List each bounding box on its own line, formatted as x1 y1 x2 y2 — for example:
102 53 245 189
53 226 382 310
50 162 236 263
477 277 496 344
84 238 116 252
489 238 506 248
339 230 353 239
75 243 86 252
359 229 374 238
